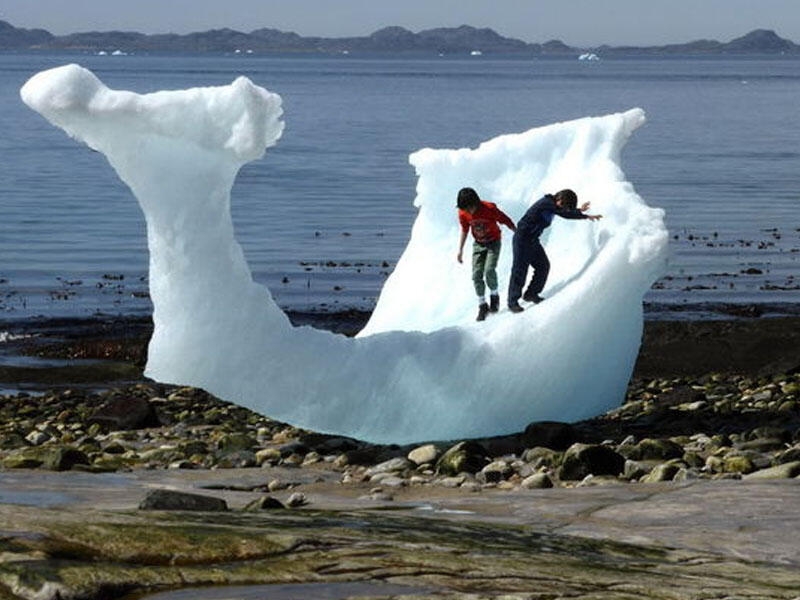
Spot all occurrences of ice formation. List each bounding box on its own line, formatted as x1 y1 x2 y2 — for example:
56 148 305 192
21 64 668 444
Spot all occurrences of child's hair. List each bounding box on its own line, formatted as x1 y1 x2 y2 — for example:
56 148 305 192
554 189 578 210
457 187 481 210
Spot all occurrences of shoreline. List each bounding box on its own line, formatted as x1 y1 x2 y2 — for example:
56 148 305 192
1 301 799 386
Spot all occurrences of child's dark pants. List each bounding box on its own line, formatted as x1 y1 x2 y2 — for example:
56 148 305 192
507 233 550 305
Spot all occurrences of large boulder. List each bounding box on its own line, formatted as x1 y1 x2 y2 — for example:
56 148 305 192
436 441 488 476
558 443 625 481
521 421 577 451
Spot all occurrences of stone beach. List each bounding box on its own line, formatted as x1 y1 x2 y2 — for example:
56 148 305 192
0 310 799 599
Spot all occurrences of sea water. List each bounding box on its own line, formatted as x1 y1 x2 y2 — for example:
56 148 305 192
1 52 798 320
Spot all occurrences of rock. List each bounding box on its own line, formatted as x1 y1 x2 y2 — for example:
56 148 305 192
558 444 625 481
177 440 209 456
255 448 282 465
478 460 513 484
736 437 787 453
633 438 685 461
640 461 683 483
722 454 758 474
276 440 309 458
2 450 44 469
374 475 406 488
167 460 197 469
89 396 160 432
743 461 800 480
243 496 285 511
215 450 257 468
521 421 576 450
407 443 440 466
25 430 52 446
436 441 487 476
623 460 651 481
365 457 413 477
102 442 127 455
520 472 554 489
776 446 800 464
217 433 256 453
139 489 228 511
41 446 90 471
781 381 800 395
437 475 466 488
522 447 562 469
286 492 308 507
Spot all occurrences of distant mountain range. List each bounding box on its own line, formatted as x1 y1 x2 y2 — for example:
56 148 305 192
1 20 798 56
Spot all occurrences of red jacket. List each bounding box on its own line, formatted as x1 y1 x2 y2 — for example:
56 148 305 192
458 201 515 244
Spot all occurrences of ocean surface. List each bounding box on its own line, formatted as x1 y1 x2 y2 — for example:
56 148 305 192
1 52 798 322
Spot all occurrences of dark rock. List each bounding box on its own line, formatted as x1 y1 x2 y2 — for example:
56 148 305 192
747 426 791 443
139 489 228 511
657 386 706 407
521 421 577 450
42 446 90 471
436 441 488 476
304 435 360 454
478 460 513 484
278 440 309 457
776 446 800 464
89 396 160 432
177 440 209 456
558 443 625 481
476 434 524 457
243 496 285 511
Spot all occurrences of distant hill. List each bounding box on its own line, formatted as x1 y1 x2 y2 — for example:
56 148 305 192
0 20 53 49
0 20 798 56
597 29 799 55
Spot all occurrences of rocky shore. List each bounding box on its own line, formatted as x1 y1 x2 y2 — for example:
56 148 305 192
2 311 799 488
1 311 799 599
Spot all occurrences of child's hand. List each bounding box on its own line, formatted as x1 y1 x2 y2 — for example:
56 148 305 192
587 214 602 221
580 201 591 211
457 251 463 263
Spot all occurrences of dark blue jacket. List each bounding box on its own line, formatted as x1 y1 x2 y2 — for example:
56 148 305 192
516 194 587 240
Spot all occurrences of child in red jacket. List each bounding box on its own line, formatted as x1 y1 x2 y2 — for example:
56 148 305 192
456 187 516 321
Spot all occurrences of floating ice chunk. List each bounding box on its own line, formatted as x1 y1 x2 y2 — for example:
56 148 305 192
21 64 667 444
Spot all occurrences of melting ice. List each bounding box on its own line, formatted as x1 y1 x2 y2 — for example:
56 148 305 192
21 64 668 444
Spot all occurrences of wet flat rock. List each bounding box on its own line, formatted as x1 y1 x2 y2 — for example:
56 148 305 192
0 472 800 600
1 470 800 600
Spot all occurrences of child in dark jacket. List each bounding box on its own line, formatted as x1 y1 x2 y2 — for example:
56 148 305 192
456 187 516 321
507 189 602 312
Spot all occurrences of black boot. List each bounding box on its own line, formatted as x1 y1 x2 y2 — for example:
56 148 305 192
523 289 544 303
476 302 489 321
508 302 524 313
489 294 500 313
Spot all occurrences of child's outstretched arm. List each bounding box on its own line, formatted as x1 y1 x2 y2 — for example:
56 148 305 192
456 228 468 263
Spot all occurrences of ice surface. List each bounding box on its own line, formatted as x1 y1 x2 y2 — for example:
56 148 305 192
21 64 667 444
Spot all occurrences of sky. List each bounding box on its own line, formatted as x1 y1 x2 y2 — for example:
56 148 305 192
3 0 800 47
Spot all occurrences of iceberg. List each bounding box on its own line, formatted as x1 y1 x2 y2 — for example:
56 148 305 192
21 64 667 444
